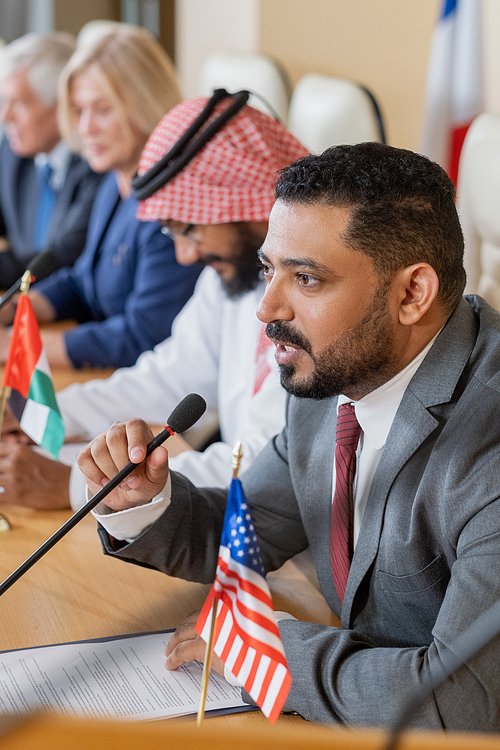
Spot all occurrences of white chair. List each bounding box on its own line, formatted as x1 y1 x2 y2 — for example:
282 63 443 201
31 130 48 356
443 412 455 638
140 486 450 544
198 51 292 122
457 113 500 311
288 73 385 154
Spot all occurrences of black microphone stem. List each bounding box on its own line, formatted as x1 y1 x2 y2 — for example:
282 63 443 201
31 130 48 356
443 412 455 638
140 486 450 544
0 280 22 310
0 425 173 598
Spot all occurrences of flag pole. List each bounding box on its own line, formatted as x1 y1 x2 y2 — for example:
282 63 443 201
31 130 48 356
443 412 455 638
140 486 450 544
0 381 10 532
0 271 31 534
0 271 30 436
0 270 31 432
197 440 244 727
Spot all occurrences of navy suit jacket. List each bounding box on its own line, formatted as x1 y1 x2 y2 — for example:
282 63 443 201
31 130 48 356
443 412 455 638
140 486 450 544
0 137 104 287
35 172 201 368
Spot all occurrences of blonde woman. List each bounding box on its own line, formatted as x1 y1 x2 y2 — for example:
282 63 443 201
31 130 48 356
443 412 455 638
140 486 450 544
0 25 200 368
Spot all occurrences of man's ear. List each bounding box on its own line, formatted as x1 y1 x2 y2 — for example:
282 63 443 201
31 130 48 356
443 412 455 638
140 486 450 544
396 263 440 326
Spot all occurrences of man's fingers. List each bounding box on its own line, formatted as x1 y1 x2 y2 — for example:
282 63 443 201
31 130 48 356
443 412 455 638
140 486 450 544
77 419 170 510
125 420 154 464
165 611 201 657
164 611 225 676
78 433 117 486
78 420 153 487
165 634 206 671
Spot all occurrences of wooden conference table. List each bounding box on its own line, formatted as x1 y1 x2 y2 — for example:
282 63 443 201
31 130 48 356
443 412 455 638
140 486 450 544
0 360 339 732
1 364 500 748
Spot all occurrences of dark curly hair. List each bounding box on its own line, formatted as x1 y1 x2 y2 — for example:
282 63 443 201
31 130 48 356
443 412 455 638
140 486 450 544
275 142 466 314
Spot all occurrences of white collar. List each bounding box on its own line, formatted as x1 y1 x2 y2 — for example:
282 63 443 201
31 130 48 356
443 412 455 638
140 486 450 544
34 141 72 190
338 331 440 450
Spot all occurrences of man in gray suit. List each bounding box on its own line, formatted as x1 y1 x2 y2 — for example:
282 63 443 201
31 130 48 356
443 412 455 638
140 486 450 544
0 32 103 289
78 142 500 731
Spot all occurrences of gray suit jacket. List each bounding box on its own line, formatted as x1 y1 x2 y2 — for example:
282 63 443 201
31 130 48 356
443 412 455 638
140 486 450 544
99 295 500 731
0 137 104 287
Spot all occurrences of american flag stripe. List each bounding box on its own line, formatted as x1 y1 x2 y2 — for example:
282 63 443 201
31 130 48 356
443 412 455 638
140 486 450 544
199 598 291 719
214 605 233 648
217 546 275 598
201 592 284 662
226 634 244 674
231 639 249 675
215 558 278 615
196 477 291 722
262 663 290 723
251 654 271 699
215 555 282 634
215 583 286 658
215 565 282 638
237 646 257 685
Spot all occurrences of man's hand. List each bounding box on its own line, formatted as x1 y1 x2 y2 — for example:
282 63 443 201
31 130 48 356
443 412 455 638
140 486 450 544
165 611 224 676
0 326 11 362
76 419 169 512
0 405 32 444
0 444 71 509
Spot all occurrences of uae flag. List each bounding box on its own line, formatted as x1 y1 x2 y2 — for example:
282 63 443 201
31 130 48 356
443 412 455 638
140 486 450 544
420 0 483 186
2 294 64 459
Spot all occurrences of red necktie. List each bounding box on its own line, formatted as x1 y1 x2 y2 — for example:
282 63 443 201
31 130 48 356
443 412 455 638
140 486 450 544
330 403 362 604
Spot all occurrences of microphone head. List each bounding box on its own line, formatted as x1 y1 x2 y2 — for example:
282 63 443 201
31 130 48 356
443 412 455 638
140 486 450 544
167 393 207 434
26 250 58 282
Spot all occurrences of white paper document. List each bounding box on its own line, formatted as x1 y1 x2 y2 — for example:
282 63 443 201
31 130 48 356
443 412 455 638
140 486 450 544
0 630 248 721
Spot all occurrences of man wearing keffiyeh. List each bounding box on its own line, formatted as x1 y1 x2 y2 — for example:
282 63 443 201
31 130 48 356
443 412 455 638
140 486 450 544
0 95 307 510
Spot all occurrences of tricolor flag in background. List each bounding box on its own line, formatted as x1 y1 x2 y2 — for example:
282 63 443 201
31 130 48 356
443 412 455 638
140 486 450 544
2 294 64 459
196 477 291 723
420 0 483 185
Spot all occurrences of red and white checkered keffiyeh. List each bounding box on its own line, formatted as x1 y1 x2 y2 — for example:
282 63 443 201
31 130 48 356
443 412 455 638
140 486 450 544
136 96 308 225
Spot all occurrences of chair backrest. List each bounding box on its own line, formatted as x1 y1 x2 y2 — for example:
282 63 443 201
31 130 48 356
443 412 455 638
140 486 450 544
198 51 292 122
457 112 500 311
288 73 385 154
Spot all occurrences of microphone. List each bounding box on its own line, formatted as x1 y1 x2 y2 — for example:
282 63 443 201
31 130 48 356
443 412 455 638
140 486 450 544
0 393 207 597
0 250 58 310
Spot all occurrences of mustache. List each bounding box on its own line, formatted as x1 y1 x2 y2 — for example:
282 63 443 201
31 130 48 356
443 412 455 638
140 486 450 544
197 253 234 267
265 322 312 356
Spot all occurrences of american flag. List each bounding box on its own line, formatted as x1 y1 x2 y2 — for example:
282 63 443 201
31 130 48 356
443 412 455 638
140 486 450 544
196 477 291 723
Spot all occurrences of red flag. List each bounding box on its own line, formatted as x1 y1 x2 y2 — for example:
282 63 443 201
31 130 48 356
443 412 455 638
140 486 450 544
3 295 64 458
420 0 483 186
196 478 291 723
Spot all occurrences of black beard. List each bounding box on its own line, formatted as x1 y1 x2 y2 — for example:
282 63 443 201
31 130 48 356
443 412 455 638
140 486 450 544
219 251 262 298
266 286 398 400
198 225 264 299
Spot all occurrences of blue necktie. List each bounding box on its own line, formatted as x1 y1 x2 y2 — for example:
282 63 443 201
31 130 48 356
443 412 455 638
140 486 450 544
34 163 55 250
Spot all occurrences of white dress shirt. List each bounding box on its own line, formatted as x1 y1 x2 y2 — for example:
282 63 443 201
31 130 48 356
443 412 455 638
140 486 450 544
339 332 439 547
34 140 72 191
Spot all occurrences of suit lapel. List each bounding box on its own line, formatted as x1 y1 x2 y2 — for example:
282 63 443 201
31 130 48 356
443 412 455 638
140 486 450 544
341 299 478 626
15 159 39 247
301 398 342 609
47 153 77 233
341 394 438 625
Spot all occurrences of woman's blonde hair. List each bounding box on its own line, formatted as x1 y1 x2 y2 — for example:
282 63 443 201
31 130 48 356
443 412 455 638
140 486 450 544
59 24 182 153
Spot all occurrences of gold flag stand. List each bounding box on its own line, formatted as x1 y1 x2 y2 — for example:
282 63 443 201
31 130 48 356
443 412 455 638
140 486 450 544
197 440 244 726
0 271 32 533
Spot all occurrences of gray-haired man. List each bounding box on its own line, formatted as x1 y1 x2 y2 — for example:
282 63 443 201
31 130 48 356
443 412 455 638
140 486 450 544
0 32 103 289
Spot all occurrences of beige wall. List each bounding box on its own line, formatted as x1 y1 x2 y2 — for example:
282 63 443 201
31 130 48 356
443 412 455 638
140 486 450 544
259 0 440 150
54 0 120 37
174 0 443 150
175 0 259 98
484 0 500 117
52 0 492 155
